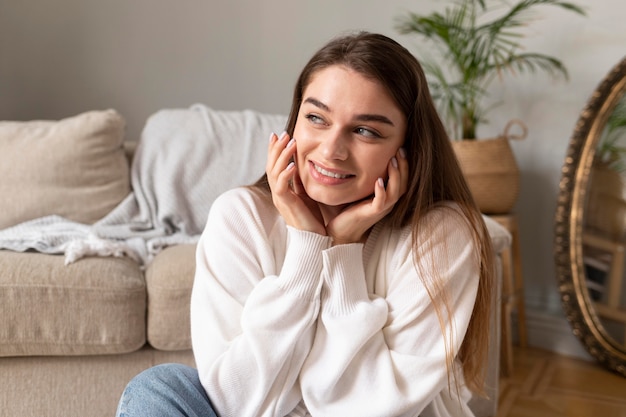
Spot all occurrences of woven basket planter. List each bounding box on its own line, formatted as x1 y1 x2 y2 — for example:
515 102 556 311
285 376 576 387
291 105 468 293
451 120 525 214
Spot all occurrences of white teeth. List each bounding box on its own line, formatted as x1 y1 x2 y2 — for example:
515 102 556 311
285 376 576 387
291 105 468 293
314 164 350 179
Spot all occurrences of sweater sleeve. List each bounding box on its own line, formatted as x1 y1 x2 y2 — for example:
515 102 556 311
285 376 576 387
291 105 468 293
300 207 480 417
190 188 330 417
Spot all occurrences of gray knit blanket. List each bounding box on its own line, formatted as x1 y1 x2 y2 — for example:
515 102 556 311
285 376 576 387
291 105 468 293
0 105 287 265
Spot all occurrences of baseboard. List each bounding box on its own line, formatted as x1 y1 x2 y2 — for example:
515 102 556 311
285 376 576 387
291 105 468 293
511 306 593 361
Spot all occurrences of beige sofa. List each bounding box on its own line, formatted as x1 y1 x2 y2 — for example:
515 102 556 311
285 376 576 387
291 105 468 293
0 108 510 417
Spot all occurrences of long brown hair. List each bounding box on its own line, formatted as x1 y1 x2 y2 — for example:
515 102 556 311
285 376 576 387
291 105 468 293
254 31 495 395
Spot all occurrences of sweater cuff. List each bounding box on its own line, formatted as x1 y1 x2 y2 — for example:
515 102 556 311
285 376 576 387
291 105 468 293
277 226 331 299
321 244 369 316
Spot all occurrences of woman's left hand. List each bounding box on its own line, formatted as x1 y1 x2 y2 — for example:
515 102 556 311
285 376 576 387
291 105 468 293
326 148 409 245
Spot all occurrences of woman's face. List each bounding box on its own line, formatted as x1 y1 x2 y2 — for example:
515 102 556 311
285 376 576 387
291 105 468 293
293 65 407 209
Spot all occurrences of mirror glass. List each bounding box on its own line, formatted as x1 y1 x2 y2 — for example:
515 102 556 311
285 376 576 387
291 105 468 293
583 93 626 349
555 56 626 377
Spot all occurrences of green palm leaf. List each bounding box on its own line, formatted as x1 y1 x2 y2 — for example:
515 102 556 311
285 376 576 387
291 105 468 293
396 0 586 139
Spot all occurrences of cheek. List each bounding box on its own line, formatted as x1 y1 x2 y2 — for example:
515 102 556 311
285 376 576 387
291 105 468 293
293 123 313 157
292 124 309 170
363 151 394 179
292 121 304 147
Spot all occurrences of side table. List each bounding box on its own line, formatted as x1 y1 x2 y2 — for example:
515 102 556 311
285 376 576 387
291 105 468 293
488 214 528 377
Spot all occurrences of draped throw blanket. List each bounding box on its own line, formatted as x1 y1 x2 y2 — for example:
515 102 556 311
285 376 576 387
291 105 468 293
0 105 287 265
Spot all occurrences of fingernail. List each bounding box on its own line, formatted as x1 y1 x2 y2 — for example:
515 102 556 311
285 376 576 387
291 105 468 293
286 161 295 170
399 148 406 158
391 157 398 169
269 132 276 143
286 138 295 148
279 131 288 141
377 177 384 187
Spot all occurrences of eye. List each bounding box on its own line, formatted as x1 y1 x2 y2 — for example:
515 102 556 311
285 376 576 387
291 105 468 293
355 127 382 138
305 113 325 125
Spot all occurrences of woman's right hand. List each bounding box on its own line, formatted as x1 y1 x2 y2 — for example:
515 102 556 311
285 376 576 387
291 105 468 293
266 132 326 235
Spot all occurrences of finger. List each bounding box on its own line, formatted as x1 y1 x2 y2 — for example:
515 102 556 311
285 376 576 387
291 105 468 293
266 132 280 176
292 163 306 195
383 157 402 204
384 149 408 203
396 147 409 195
273 135 296 176
273 160 296 195
267 134 296 193
266 131 290 174
371 177 388 212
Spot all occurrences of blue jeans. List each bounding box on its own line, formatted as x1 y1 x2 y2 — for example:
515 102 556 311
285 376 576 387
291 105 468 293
116 363 219 417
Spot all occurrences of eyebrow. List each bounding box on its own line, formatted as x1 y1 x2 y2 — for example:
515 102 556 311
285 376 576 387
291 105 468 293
303 97 395 126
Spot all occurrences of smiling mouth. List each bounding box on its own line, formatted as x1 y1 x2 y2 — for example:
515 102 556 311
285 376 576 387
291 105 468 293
312 163 353 179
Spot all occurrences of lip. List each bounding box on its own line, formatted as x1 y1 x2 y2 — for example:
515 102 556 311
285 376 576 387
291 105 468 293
308 161 354 185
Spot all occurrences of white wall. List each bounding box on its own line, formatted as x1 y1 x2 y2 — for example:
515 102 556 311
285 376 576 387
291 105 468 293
0 0 421 139
1 0 624 356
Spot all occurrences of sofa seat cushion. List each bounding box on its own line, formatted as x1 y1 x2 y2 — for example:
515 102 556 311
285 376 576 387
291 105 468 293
145 244 196 350
0 250 145 356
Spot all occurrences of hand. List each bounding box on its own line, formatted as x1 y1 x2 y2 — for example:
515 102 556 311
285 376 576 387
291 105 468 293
326 148 408 245
266 132 326 235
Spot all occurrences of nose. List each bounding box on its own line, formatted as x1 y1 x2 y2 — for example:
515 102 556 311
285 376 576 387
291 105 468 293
321 129 349 161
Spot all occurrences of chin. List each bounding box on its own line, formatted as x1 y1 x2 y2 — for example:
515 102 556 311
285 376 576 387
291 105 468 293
306 186 371 207
303 188 342 206
308 194 347 207
302 172 374 205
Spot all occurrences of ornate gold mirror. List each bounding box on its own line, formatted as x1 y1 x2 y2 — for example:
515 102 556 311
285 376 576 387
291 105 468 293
555 56 626 376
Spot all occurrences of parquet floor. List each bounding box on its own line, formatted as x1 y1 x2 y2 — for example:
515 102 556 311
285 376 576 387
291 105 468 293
497 346 626 417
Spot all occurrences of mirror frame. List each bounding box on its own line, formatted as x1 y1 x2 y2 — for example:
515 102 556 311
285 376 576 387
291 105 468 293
555 56 626 377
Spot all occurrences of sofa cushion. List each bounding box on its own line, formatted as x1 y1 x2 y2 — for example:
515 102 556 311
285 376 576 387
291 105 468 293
0 109 130 230
145 244 196 350
0 250 145 356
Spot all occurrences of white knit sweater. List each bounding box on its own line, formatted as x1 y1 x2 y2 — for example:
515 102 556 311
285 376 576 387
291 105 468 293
190 187 480 417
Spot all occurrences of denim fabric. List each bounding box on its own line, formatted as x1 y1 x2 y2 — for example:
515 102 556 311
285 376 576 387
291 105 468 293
116 363 218 417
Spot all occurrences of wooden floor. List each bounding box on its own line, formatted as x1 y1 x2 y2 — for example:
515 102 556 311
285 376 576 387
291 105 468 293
497 346 626 417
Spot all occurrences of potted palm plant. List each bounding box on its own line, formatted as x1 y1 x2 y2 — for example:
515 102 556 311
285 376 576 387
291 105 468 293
396 0 586 213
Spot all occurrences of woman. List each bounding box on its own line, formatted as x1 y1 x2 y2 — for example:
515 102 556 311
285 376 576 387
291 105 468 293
116 31 495 417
